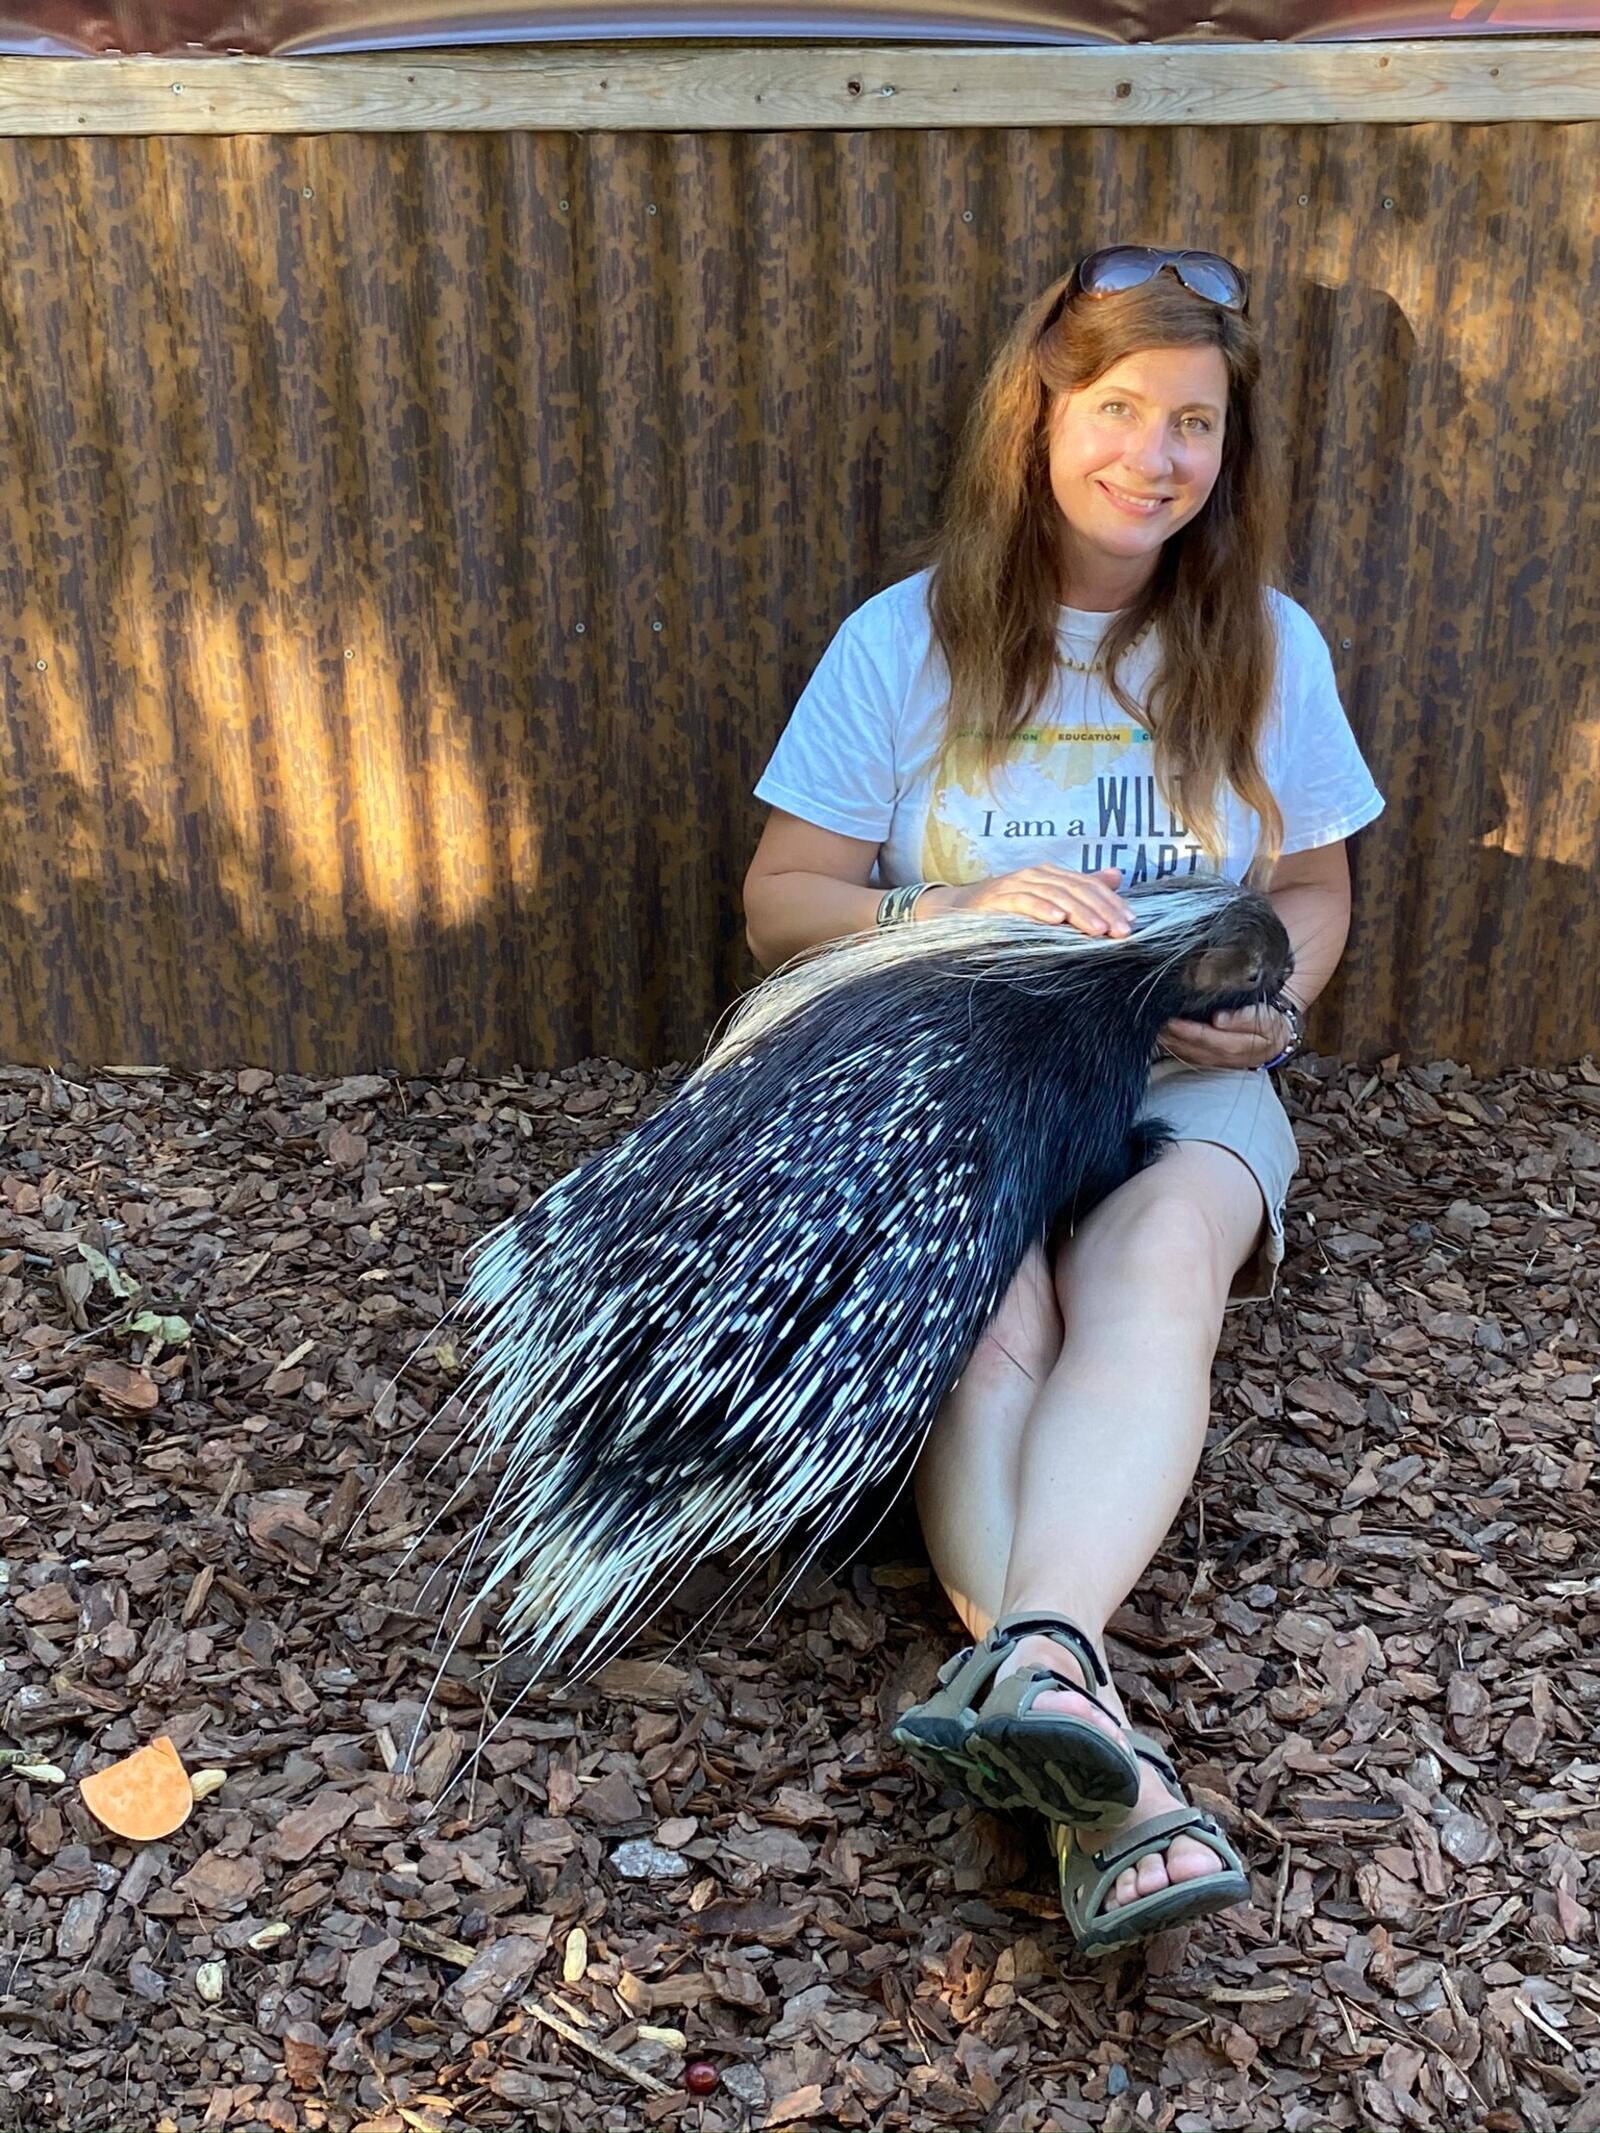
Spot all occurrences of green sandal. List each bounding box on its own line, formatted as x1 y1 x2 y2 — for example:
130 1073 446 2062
892 1612 1140 1826
1055 1733 1250 1957
968 1613 1142 1827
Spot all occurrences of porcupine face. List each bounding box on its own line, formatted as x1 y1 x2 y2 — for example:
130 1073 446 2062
1186 891 1297 1023
1168 886 1294 1024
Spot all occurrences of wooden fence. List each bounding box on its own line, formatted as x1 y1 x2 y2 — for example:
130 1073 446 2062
0 54 1596 1071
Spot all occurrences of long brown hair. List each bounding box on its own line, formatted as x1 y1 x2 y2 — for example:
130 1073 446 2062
925 267 1286 876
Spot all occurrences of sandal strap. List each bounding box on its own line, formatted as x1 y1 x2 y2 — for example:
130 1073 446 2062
1058 1817 1249 1950
900 1635 1013 1734
1010 1669 1126 1732
1123 1728 1180 1789
934 1643 976 1689
989 1611 1109 1688
1063 1807 1243 1937
1086 1805 1221 1877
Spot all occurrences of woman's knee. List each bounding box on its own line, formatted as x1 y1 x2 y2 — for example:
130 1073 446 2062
969 1241 1063 1384
1054 1161 1260 1320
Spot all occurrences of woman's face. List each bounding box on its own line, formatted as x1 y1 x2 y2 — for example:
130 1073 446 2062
1046 343 1230 586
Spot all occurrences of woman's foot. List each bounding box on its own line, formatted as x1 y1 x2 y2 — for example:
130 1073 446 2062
994 1631 1223 1911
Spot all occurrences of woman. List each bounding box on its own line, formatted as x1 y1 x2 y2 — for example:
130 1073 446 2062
742 246 1383 1955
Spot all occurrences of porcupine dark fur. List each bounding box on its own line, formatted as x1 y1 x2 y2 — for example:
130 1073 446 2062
440 876 1292 1681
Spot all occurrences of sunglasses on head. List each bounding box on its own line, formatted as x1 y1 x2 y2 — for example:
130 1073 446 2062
1067 246 1250 315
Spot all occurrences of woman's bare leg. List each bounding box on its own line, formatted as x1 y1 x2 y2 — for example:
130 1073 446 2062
913 1140 1265 1909
913 1241 1061 1639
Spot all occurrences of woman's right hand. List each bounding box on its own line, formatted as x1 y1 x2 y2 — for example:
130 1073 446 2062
923 866 1134 938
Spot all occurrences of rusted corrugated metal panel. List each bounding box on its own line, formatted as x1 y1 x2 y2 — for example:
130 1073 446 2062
0 2 1595 57
0 124 1595 1073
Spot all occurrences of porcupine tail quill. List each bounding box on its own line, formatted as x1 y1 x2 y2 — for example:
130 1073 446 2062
440 876 1289 1684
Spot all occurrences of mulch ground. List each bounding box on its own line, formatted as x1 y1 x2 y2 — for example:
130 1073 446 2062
1 1045 1597 2133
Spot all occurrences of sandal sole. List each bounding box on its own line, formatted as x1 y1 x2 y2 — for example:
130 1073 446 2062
974 1717 1141 1828
890 1719 1025 1815
1068 1871 1251 1957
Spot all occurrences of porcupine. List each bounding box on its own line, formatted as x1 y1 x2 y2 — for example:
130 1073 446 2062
437 875 1292 1684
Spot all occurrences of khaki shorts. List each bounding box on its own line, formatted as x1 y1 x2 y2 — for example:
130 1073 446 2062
1135 1061 1301 1302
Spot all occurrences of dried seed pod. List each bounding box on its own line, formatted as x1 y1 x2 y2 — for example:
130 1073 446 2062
638 2025 689 2050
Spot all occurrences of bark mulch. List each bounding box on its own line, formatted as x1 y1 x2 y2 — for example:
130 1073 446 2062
1 1047 1597 2133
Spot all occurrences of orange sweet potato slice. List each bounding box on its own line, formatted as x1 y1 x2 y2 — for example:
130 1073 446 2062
79 1735 194 1841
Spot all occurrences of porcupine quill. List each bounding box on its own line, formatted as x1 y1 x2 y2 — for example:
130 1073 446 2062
428 875 1292 1688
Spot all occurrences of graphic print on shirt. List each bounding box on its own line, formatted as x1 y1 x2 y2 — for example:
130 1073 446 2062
752 574 1385 891
920 715 1211 888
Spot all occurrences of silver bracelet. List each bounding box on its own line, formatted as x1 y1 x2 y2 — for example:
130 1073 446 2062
1263 998 1306 1071
875 881 932 928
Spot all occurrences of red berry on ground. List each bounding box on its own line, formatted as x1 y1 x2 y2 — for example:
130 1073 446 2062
684 2060 719 2096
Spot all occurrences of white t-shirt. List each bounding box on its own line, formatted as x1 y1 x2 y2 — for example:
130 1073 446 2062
755 569 1383 887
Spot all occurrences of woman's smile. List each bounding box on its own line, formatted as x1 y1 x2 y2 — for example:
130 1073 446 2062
1096 479 1172 516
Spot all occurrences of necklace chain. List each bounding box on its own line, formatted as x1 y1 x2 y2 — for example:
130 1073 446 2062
1058 623 1151 678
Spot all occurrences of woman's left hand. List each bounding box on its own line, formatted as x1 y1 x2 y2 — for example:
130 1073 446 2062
1158 1002 1293 1071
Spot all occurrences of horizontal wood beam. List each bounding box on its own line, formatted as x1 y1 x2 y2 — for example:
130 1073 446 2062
0 37 1597 135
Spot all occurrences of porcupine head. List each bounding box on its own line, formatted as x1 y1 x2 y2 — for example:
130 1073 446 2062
1139 878 1295 1032
1009 877 1295 1237
982 876 1293 1074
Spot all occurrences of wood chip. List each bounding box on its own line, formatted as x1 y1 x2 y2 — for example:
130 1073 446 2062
521 1996 670 2095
